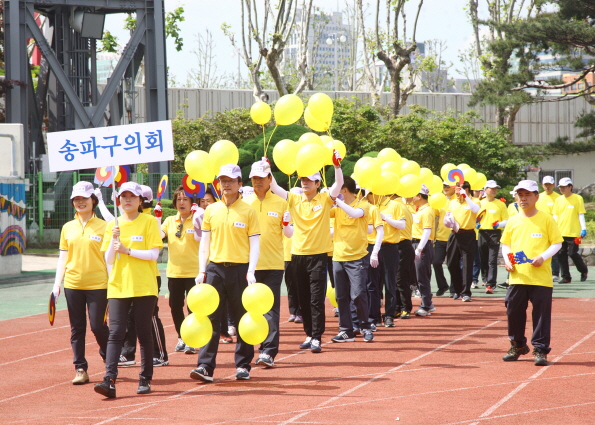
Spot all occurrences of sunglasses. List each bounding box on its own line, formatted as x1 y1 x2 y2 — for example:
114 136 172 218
175 222 184 238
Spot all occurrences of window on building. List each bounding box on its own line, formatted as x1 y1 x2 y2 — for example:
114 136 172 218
539 170 573 185
578 83 585 89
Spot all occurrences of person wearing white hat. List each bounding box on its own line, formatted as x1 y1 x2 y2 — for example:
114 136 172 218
284 187 304 325
96 182 164 398
53 181 109 386
267 151 344 353
552 177 588 283
433 183 456 297
536 176 561 282
478 180 508 294
190 164 260 382
500 180 563 366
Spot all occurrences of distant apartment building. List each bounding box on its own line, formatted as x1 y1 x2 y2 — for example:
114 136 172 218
562 72 595 95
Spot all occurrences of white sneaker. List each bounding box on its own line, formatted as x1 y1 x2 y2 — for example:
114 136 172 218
415 308 431 316
428 305 436 313
228 326 237 336
471 281 479 289
553 276 559 282
462 296 472 302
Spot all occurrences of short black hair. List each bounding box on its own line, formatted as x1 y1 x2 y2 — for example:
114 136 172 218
142 198 154 209
419 193 428 200
341 176 357 194
461 181 471 191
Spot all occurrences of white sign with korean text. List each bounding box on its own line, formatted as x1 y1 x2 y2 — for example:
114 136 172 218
47 121 174 172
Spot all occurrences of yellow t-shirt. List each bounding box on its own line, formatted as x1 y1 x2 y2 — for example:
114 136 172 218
398 199 413 242
478 198 509 230
400 198 416 215
412 204 435 240
553 193 586 237
59 214 108 290
330 198 370 262
367 203 383 245
435 208 450 241
536 191 560 216
448 197 480 230
378 199 402 244
244 191 287 270
101 213 163 298
202 197 260 263
500 211 563 287
287 191 334 255
508 202 520 217
162 213 199 278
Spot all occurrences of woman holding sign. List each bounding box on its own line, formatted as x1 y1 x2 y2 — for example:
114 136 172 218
95 182 163 398
52 181 109 385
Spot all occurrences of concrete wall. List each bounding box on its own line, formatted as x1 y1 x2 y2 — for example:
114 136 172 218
0 178 26 276
0 124 25 179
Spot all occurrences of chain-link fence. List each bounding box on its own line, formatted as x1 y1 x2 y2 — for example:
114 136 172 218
25 172 186 244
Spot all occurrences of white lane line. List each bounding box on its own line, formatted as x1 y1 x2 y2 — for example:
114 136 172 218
0 325 70 341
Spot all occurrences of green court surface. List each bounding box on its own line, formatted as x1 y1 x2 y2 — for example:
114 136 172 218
1 263 593 322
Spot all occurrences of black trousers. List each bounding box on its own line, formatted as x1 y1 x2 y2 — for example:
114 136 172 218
478 229 501 287
255 269 284 359
168 277 196 337
505 284 553 354
198 262 254 374
333 257 370 333
64 288 109 371
105 295 157 381
284 261 301 316
121 276 168 362
446 231 476 297
559 236 588 281
366 244 382 324
396 239 414 313
412 241 434 310
292 253 328 340
379 243 399 318
432 240 450 292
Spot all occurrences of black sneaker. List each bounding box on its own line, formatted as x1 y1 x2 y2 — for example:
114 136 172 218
175 339 186 352
453 293 460 300
559 279 572 284
581 272 588 282
94 377 116 398
370 323 377 332
363 330 374 342
153 358 169 367
353 328 361 336
331 331 355 343
299 337 312 349
310 338 322 353
236 367 250 380
190 367 213 382
255 353 275 367
118 355 135 367
502 343 530 361
497 282 510 289
533 349 548 366
384 316 395 327
436 288 447 296
137 377 151 394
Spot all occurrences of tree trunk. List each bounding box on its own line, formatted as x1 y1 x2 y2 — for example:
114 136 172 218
261 48 288 96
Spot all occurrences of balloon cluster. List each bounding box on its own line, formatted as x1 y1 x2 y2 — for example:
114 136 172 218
180 284 220 348
440 163 487 192
185 140 239 185
238 283 274 345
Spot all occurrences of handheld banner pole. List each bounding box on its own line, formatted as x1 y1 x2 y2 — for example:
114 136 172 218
112 165 120 259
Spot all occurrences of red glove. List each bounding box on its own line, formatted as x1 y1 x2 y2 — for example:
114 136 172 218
191 203 199 214
499 198 507 203
332 149 342 167
507 252 516 265
154 202 163 218
575 237 582 245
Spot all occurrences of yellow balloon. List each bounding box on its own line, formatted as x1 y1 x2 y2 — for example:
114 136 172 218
298 132 324 147
304 107 328 131
463 168 477 187
185 150 214 183
380 160 401 176
238 312 269 345
440 163 456 181
250 101 271 125
326 281 338 308
320 135 333 144
377 170 400 195
274 94 304 125
428 192 448 210
209 140 239 173
357 160 381 189
419 167 433 186
401 160 421 176
296 143 326 177
399 174 422 198
273 139 298 175
324 140 347 166
377 148 402 165
187 284 219 316
458 163 471 170
242 283 274 315
472 172 487 190
180 313 213 348
308 93 334 124
428 175 443 194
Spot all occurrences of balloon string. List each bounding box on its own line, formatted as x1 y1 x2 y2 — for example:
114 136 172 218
261 124 266 156
264 125 278 157
292 176 299 188
321 166 328 188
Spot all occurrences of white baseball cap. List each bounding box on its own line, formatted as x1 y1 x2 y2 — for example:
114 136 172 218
218 164 242 179
558 177 573 187
140 185 153 202
118 181 143 197
419 184 430 196
484 180 501 189
542 176 555 184
249 160 270 178
302 172 322 181
513 180 538 193
70 181 94 199
241 186 254 197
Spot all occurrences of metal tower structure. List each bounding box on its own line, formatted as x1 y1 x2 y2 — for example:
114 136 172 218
4 0 169 177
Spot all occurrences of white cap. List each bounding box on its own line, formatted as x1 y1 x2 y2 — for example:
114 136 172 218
419 184 429 196
118 181 143 197
249 160 270 178
484 180 500 189
302 172 322 181
289 187 303 195
140 185 153 202
242 186 254 197
442 180 452 186
513 180 538 193
558 177 573 187
542 175 555 185
70 181 94 199
509 190 517 196
218 164 242 179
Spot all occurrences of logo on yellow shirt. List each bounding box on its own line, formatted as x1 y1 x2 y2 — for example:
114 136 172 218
90 235 102 242
234 222 246 228
131 235 144 241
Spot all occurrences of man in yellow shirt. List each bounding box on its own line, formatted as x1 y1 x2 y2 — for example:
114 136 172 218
412 185 436 316
478 180 509 294
501 180 563 366
267 152 344 353
433 183 455 296
445 181 480 302
536 176 561 282
244 160 293 367
553 177 588 283
395 197 415 319
190 164 261 382
364 191 384 330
